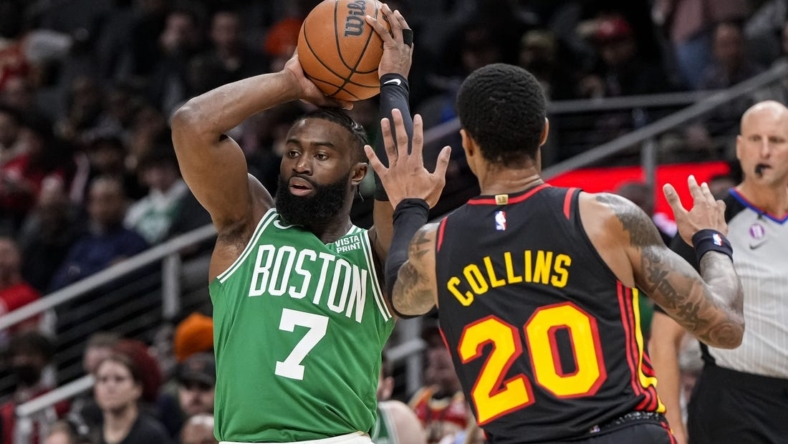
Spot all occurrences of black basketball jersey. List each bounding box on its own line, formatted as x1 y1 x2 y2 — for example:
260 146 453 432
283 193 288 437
434 185 664 444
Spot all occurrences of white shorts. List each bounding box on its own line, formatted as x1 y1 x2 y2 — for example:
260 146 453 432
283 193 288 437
221 432 372 444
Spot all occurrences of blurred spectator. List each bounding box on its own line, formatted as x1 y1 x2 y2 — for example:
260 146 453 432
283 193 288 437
0 105 21 165
124 147 188 244
18 178 84 292
653 0 749 89
173 312 213 364
56 77 105 145
92 353 172 444
149 9 205 116
0 2 29 93
159 353 215 438
580 15 673 99
263 17 301 73
0 237 41 337
44 421 80 444
49 177 148 292
189 9 267 93
85 333 121 376
409 345 469 444
113 339 163 407
128 0 171 79
0 114 75 230
518 30 577 101
696 21 764 142
69 333 122 433
700 21 764 91
0 331 66 444
77 135 145 203
180 414 217 444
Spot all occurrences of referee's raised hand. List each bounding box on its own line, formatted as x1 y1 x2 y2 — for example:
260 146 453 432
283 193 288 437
365 109 451 209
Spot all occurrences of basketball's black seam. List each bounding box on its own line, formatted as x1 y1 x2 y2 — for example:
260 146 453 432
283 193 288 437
302 17 381 93
309 75 362 100
333 0 356 72
330 0 379 97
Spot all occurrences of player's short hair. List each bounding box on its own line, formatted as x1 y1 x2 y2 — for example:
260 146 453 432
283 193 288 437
297 108 369 162
456 63 547 166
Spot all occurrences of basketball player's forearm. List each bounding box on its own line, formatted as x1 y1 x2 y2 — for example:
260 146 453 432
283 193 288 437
174 72 299 141
374 75 413 202
697 252 745 343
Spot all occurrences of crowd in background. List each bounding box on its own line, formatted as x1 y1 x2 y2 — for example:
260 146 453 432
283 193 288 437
0 0 786 443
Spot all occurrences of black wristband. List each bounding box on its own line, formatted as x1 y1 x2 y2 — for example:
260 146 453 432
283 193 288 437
380 73 410 92
385 198 430 318
692 229 733 263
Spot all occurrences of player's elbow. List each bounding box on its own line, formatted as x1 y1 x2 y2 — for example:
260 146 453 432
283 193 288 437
703 316 745 349
171 101 201 134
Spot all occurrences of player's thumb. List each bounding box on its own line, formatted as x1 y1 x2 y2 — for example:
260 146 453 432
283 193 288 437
364 146 385 174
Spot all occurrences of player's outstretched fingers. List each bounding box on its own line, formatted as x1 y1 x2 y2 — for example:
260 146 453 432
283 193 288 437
381 3 402 41
663 183 687 219
411 114 424 161
364 145 387 177
687 175 704 204
434 146 452 179
390 109 409 158
379 117 398 165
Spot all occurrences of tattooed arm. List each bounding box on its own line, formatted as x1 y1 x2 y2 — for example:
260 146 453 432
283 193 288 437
390 223 440 316
593 192 744 349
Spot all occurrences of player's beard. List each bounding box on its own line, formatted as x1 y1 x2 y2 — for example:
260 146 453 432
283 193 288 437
275 172 351 227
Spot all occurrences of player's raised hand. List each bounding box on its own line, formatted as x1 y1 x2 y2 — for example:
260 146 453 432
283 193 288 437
365 3 413 79
365 109 451 209
282 50 353 110
664 175 728 245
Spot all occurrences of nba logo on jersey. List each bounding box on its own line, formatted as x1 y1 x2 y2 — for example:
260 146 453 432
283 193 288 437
713 233 722 246
495 211 507 231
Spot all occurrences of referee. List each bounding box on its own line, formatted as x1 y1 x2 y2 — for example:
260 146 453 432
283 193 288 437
649 101 788 444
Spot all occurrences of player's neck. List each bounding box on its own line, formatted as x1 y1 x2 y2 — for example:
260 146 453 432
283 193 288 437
477 166 543 197
307 216 354 244
736 181 788 217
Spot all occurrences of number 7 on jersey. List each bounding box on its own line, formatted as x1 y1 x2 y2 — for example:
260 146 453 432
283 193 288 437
275 308 329 380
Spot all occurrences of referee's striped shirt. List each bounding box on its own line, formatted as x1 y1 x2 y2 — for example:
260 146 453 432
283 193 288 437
670 188 788 378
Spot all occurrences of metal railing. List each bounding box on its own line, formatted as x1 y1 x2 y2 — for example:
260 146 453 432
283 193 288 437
10 62 788 442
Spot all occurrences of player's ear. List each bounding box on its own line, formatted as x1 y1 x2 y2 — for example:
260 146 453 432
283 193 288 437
351 162 368 186
540 118 550 147
735 134 743 161
460 129 475 158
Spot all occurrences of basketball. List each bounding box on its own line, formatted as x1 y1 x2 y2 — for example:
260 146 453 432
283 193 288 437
297 0 390 101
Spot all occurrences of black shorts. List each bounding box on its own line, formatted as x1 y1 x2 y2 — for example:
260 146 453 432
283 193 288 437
549 412 676 444
688 365 788 444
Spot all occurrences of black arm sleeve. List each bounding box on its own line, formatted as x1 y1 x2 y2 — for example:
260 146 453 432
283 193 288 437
374 74 413 201
384 199 430 318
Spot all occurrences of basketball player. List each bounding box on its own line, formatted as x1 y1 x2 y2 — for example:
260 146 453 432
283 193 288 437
171 5 449 444
372 353 426 444
650 101 788 444
366 64 745 443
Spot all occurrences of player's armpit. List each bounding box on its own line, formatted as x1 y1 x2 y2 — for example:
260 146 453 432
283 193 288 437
391 223 439 316
597 193 744 349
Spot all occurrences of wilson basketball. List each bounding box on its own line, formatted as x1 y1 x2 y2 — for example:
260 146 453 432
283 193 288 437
297 0 389 101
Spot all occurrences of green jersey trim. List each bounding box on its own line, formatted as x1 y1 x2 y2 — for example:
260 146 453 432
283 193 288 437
360 232 391 321
216 208 276 284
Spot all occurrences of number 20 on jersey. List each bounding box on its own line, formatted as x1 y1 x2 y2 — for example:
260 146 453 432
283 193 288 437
459 302 607 424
